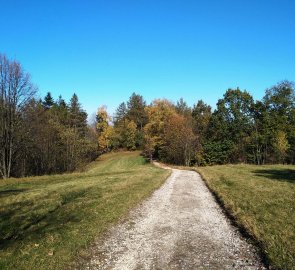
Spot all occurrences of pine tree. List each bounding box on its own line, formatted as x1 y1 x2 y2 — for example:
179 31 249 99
114 102 127 126
127 93 148 130
42 92 55 109
69 93 87 135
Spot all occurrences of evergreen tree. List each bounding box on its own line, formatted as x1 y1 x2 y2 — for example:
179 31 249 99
42 92 55 109
69 93 87 135
127 93 148 130
114 102 127 126
175 98 191 117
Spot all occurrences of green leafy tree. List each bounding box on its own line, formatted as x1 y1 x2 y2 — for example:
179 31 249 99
206 88 254 164
262 80 295 163
248 101 272 164
192 100 212 165
192 100 212 137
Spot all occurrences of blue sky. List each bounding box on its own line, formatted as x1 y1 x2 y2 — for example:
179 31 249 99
1 0 294 117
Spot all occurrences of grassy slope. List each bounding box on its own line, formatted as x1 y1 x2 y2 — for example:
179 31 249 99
0 151 170 270
196 164 295 270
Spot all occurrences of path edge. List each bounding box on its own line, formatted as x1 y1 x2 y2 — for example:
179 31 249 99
153 161 270 270
194 168 271 270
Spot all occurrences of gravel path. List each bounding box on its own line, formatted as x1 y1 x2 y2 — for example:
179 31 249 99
78 168 266 270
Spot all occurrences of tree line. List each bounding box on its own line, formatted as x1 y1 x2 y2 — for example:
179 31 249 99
97 82 295 167
1 53 294 178
0 54 97 178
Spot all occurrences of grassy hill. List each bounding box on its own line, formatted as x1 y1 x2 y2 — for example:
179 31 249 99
0 151 170 270
197 164 295 270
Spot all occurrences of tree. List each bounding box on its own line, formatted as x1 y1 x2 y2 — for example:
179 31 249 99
18 93 97 176
127 93 148 130
96 106 113 152
98 125 114 152
0 54 36 178
273 130 290 163
113 102 127 126
192 100 212 138
248 100 272 165
162 114 196 166
42 92 55 109
192 100 212 165
69 93 87 135
143 99 177 160
124 120 137 150
262 81 295 163
206 88 254 164
175 98 191 118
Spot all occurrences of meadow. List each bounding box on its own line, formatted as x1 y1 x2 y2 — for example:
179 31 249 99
197 164 295 270
0 151 170 270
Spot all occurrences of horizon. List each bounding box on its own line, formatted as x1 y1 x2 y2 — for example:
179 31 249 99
1 0 294 117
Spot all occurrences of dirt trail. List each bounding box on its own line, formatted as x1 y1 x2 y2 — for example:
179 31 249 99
78 168 266 270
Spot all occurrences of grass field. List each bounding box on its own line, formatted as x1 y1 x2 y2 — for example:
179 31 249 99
196 164 295 270
0 151 170 270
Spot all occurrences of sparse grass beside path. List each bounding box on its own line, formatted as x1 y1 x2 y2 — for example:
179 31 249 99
0 151 170 270
196 164 295 270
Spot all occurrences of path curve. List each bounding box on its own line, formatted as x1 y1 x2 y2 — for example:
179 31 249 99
78 168 266 270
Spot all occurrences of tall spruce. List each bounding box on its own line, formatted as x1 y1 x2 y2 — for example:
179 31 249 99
126 93 148 130
42 92 55 109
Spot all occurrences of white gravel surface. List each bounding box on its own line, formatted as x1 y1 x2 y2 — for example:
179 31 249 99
77 168 266 270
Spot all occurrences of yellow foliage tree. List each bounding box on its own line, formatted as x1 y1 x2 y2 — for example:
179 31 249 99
98 125 114 152
273 130 290 163
143 99 177 159
96 106 113 152
125 120 137 150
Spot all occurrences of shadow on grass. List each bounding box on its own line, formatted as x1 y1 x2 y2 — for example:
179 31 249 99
0 187 101 249
253 169 295 184
0 189 27 198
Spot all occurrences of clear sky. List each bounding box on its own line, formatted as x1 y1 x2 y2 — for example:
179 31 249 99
1 0 294 117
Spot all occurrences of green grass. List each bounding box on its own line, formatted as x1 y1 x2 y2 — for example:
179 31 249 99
196 164 295 270
0 151 170 270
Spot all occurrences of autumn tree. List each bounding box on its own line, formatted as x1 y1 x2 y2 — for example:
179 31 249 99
273 130 290 163
124 120 137 150
143 99 177 160
162 114 196 166
96 106 114 153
